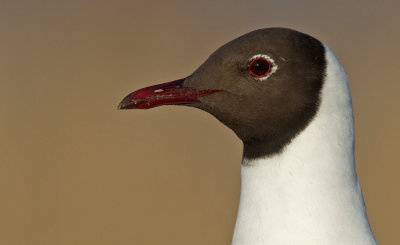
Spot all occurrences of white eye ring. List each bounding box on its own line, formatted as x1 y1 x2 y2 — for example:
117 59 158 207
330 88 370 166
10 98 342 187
248 54 278 81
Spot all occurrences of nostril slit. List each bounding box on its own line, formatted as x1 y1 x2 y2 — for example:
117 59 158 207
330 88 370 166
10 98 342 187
154 89 164 93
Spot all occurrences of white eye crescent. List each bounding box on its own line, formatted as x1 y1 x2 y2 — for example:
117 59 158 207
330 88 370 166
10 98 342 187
248 54 278 81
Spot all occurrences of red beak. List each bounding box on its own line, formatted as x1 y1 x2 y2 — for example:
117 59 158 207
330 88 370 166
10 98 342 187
118 78 223 109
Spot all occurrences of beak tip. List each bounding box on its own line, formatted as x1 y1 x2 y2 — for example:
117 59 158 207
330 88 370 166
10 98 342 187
118 93 136 110
117 100 125 110
117 101 132 110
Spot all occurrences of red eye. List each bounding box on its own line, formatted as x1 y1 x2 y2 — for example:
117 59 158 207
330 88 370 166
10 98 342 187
248 58 272 77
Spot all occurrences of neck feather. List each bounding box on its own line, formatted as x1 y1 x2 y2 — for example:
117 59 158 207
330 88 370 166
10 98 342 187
232 45 376 245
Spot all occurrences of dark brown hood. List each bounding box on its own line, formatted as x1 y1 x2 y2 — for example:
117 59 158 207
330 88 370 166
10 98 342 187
118 28 326 160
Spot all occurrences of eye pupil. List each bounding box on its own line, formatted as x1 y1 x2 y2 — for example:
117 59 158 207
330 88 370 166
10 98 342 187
249 58 271 77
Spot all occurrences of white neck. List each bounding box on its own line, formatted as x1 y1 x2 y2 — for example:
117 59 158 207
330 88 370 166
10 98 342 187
232 46 377 245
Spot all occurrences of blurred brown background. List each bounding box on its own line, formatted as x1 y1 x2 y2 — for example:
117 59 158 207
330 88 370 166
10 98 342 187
0 0 399 244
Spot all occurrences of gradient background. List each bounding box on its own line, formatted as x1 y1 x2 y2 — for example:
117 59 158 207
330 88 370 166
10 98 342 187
1 0 399 244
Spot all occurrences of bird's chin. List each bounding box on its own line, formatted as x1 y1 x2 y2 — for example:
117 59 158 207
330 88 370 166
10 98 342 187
118 78 224 110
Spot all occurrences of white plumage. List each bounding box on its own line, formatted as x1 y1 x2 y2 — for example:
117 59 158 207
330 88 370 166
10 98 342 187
233 45 377 245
